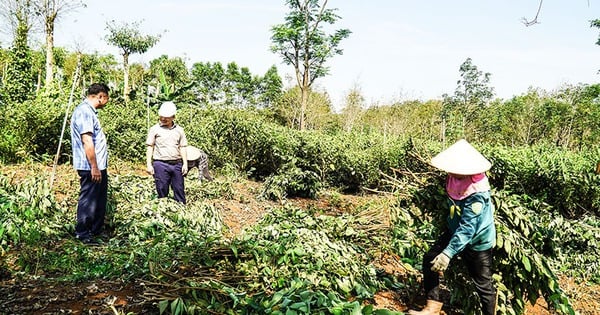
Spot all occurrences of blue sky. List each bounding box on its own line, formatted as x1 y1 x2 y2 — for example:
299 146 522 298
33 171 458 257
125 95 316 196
7 1 600 109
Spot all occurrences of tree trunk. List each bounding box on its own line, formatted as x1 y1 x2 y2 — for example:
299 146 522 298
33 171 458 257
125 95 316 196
44 19 55 89
123 52 129 102
299 86 308 130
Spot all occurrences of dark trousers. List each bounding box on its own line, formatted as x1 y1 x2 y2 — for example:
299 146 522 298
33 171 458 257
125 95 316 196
153 161 186 204
75 169 108 239
423 231 497 315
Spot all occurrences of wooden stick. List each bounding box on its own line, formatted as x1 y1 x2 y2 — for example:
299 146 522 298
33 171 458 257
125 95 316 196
50 53 81 189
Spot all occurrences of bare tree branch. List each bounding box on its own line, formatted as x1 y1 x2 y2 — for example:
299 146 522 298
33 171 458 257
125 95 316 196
521 0 543 27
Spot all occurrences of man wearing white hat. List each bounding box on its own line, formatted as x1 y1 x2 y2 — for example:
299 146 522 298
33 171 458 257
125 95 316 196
146 101 189 203
409 139 497 315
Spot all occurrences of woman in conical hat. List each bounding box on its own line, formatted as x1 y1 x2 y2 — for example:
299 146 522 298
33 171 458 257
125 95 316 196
408 139 497 315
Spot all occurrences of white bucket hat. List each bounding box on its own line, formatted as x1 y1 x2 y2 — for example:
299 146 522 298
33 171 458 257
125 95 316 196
158 101 177 117
430 139 491 175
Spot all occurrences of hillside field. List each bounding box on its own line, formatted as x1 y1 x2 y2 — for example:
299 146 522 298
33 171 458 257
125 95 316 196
1 162 599 314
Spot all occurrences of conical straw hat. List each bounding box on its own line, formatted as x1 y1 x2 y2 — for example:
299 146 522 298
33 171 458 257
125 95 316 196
430 139 491 175
186 146 203 161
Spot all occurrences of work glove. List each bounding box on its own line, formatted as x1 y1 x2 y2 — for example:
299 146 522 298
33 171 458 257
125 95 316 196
431 253 450 273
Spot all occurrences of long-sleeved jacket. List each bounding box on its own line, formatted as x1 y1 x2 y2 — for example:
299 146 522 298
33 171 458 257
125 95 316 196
442 191 496 258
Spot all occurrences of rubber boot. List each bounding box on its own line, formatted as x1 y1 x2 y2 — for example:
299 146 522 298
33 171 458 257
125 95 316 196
407 300 443 315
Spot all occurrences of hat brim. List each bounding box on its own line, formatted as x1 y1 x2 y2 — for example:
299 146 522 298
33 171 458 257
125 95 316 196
186 146 203 161
430 139 491 175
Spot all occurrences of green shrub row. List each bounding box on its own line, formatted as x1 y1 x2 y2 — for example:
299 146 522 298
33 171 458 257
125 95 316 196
163 107 407 193
483 144 600 217
3 97 600 217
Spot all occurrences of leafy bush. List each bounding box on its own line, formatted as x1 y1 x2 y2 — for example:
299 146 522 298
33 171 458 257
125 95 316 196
0 175 68 253
245 278 401 315
546 215 600 283
484 144 600 217
0 96 67 163
0 130 21 163
179 107 407 192
141 204 400 314
100 100 149 161
233 207 379 297
187 108 299 177
295 131 406 192
261 162 321 200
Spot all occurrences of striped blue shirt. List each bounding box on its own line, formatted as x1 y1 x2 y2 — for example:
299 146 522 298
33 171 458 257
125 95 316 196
70 100 108 170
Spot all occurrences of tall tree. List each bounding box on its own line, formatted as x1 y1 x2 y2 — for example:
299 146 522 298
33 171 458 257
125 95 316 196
258 65 283 108
270 0 351 130
32 0 84 89
105 20 160 102
441 58 494 142
233 66 256 107
2 0 35 103
191 61 226 105
223 62 241 106
0 0 35 36
189 62 282 108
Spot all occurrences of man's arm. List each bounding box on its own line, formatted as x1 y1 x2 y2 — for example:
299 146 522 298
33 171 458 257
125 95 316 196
81 133 101 183
180 146 188 175
146 145 155 175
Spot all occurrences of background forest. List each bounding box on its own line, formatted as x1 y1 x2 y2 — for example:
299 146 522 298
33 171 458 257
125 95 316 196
1 1 600 315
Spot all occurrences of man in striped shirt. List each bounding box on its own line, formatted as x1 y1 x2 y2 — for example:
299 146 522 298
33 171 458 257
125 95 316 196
70 83 110 244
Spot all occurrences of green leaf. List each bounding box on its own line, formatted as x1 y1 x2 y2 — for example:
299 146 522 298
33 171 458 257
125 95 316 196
335 277 352 293
330 307 343 315
505 240 512 256
522 255 531 272
158 300 168 314
269 292 284 307
290 302 308 312
350 302 362 315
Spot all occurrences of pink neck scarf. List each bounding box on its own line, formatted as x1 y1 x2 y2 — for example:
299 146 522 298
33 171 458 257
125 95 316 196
446 173 490 200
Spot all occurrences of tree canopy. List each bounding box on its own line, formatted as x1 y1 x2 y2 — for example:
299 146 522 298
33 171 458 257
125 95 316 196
105 20 161 101
270 0 351 130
